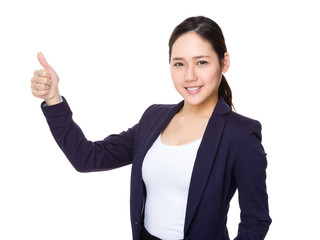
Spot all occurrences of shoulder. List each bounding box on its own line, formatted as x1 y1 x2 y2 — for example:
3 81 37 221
141 103 174 116
135 103 175 129
139 102 182 122
223 111 263 141
213 97 262 138
226 111 262 129
144 103 176 113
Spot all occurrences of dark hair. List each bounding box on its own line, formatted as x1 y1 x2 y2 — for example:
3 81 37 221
169 16 234 109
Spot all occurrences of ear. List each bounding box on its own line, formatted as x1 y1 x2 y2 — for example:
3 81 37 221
221 52 230 73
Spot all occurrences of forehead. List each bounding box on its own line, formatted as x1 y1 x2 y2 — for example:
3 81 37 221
171 31 215 59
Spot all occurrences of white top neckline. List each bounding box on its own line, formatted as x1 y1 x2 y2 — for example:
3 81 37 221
159 133 202 147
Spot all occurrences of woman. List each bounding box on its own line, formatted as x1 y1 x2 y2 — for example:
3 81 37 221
31 16 271 240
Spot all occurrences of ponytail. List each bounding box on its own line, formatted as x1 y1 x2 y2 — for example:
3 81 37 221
218 75 234 110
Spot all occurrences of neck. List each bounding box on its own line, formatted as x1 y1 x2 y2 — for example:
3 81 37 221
180 96 219 119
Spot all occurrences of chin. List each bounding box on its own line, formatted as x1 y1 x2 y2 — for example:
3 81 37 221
183 94 218 107
183 97 205 106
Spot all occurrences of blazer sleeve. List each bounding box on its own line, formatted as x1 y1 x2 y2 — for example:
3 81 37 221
233 120 272 240
41 97 137 172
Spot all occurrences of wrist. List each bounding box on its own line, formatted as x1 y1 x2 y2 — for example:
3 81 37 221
45 94 62 106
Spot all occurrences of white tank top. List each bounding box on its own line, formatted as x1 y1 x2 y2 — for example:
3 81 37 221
142 134 202 240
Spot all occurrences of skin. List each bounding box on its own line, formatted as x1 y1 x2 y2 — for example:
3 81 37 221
31 31 230 145
161 31 230 145
31 52 61 106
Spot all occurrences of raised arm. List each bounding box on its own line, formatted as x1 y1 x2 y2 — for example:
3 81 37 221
42 98 137 172
31 53 136 172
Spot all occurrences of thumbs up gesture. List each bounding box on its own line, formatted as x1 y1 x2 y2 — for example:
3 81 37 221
31 52 61 105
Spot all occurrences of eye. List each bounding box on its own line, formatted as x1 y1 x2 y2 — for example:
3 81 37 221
197 60 208 65
173 62 184 67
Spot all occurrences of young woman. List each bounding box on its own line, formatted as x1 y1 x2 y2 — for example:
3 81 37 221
31 16 271 240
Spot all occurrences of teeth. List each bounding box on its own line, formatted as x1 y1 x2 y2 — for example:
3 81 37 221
187 87 200 91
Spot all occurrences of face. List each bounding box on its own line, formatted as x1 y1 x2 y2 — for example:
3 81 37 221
170 31 229 108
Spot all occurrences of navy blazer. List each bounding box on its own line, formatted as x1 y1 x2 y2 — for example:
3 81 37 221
42 97 271 240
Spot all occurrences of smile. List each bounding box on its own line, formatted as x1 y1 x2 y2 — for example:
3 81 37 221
185 86 203 94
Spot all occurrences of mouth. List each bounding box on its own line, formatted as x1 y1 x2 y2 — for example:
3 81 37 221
185 86 203 94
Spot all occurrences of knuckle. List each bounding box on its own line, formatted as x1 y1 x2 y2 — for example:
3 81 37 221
44 78 50 85
34 69 42 76
37 70 44 77
39 84 44 90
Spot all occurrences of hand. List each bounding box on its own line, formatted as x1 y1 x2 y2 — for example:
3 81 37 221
31 52 61 105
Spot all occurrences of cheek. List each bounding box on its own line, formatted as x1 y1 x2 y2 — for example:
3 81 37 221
199 69 222 85
170 69 184 85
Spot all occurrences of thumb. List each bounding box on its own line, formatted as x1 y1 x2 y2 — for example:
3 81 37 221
37 52 52 71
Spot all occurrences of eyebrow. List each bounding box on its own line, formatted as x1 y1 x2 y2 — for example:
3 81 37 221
171 55 210 61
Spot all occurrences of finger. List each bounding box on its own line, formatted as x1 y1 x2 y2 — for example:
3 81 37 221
34 70 41 76
37 52 51 70
32 89 49 98
31 76 51 85
34 69 51 78
31 82 50 91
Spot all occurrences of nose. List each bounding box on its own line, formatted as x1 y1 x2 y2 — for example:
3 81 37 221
184 66 197 82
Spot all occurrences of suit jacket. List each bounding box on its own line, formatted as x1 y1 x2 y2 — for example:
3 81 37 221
42 97 271 240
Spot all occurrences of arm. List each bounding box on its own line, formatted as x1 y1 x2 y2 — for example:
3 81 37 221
31 52 136 172
233 121 272 240
41 97 137 172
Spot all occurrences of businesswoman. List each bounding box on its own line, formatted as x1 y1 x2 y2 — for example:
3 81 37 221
31 16 271 240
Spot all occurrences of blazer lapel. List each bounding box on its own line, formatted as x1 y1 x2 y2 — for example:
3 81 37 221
184 98 230 234
130 101 184 224
143 101 184 155
135 101 184 168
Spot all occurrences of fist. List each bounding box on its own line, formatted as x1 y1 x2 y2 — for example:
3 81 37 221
31 52 61 105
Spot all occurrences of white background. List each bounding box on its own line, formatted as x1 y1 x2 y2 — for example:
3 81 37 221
0 0 319 239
